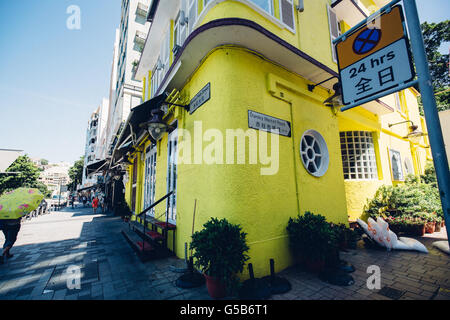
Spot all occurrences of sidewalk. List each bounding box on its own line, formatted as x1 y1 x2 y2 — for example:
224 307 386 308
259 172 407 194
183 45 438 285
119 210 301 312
0 205 448 300
0 206 210 300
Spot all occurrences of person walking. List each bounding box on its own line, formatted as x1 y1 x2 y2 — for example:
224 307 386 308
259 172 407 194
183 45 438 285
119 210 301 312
69 195 75 209
92 196 99 214
82 195 87 208
0 218 21 264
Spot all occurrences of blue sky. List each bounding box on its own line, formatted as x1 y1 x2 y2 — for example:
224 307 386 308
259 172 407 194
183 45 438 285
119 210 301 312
0 0 448 165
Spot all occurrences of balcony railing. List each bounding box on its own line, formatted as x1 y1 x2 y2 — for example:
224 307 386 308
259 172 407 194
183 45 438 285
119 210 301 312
136 2 149 18
135 30 147 46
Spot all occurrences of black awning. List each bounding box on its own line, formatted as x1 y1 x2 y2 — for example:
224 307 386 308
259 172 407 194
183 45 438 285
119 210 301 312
85 159 107 175
77 183 103 192
112 92 167 163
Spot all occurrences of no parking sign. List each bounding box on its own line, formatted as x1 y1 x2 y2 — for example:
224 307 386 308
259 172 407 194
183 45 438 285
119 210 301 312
336 6 415 105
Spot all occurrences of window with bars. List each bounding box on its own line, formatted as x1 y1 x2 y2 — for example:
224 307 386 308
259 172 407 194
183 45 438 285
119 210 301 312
340 131 378 180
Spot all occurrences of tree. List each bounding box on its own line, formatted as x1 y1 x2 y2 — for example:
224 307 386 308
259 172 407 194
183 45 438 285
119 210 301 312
418 20 450 113
68 156 84 191
40 159 49 166
0 155 50 197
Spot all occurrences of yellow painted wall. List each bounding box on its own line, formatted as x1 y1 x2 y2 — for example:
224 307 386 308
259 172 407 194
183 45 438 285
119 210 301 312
126 0 430 277
197 0 338 71
338 88 430 221
132 46 349 278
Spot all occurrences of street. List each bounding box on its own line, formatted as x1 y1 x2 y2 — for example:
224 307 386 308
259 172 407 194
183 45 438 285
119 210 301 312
0 205 209 300
0 204 449 300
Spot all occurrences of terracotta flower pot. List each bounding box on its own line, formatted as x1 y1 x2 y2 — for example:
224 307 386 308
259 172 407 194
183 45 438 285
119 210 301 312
407 224 425 237
435 223 441 233
204 274 227 299
425 222 436 234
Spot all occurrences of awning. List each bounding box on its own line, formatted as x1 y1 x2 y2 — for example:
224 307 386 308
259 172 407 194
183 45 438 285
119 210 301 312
77 183 103 192
111 93 167 164
331 0 368 27
0 149 23 172
85 159 107 175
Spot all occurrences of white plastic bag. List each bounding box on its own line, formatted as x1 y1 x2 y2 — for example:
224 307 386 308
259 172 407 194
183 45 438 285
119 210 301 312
396 237 428 253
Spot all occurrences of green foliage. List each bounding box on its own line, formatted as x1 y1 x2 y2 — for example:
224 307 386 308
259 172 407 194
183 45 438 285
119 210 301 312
420 161 437 188
190 218 250 286
286 212 338 261
364 178 442 219
0 155 47 195
418 20 450 113
330 223 361 250
68 156 84 190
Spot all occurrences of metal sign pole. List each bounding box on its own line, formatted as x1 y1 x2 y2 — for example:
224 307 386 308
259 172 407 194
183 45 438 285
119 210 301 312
403 0 450 246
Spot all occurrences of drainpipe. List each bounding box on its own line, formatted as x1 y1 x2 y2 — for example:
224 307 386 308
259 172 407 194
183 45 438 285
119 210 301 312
289 101 301 215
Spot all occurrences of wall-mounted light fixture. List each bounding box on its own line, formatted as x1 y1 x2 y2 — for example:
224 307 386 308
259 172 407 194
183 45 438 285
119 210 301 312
388 120 427 144
139 92 189 141
323 83 343 108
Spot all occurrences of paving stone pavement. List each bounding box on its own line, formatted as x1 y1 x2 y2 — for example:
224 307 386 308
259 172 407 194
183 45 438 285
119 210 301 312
273 228 450 300
0 205 210 300
0 205 449 300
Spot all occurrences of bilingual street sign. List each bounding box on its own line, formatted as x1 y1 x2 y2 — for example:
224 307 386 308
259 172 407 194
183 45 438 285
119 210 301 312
336 5 415 105
189 82 210 114
248 110 291 137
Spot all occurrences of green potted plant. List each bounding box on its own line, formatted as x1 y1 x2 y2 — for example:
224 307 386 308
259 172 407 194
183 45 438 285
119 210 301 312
190 218 249 299
405 216 426 236
330 223 360 250
286 212 338 273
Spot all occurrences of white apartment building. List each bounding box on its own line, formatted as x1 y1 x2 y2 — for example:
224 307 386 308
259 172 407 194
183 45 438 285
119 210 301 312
39 162 71 193
106 0 151 156
96 98 110 160
82 109 100 187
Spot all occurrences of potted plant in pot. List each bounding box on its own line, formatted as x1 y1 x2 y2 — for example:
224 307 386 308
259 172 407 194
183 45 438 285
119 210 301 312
330 223 361 250
435 216 442 232
286 212 338 273
190 218 249 299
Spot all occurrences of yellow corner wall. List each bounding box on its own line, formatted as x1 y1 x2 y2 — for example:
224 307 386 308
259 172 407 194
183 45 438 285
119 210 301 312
131 46 349 278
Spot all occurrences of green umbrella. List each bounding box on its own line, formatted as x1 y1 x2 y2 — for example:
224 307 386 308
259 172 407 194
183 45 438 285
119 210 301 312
0 188 44 219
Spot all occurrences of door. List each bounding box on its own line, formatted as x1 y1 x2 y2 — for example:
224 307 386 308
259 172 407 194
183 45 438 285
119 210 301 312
166 124 178 225
144 144 157 216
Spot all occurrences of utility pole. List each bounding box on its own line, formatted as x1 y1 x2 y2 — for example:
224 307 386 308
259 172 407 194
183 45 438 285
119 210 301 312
403 0 450 246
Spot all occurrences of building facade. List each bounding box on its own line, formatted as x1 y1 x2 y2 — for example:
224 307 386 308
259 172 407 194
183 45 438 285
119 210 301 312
110 0 431 277
39 162 71 193
106 0 152 157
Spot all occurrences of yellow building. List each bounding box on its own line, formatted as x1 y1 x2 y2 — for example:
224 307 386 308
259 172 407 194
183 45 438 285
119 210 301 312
110 0 430 277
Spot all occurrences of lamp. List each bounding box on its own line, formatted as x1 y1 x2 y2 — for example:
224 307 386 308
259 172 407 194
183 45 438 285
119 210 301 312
140 92 190 141
388 120 427 144
323 83 343 107
140 108 170 141
405 127 427 144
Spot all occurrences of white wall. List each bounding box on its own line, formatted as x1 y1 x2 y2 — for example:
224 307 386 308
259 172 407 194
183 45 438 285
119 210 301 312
439 110 450 167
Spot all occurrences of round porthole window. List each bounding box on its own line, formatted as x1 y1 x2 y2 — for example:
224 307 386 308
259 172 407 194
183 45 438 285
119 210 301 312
300 130 329 177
